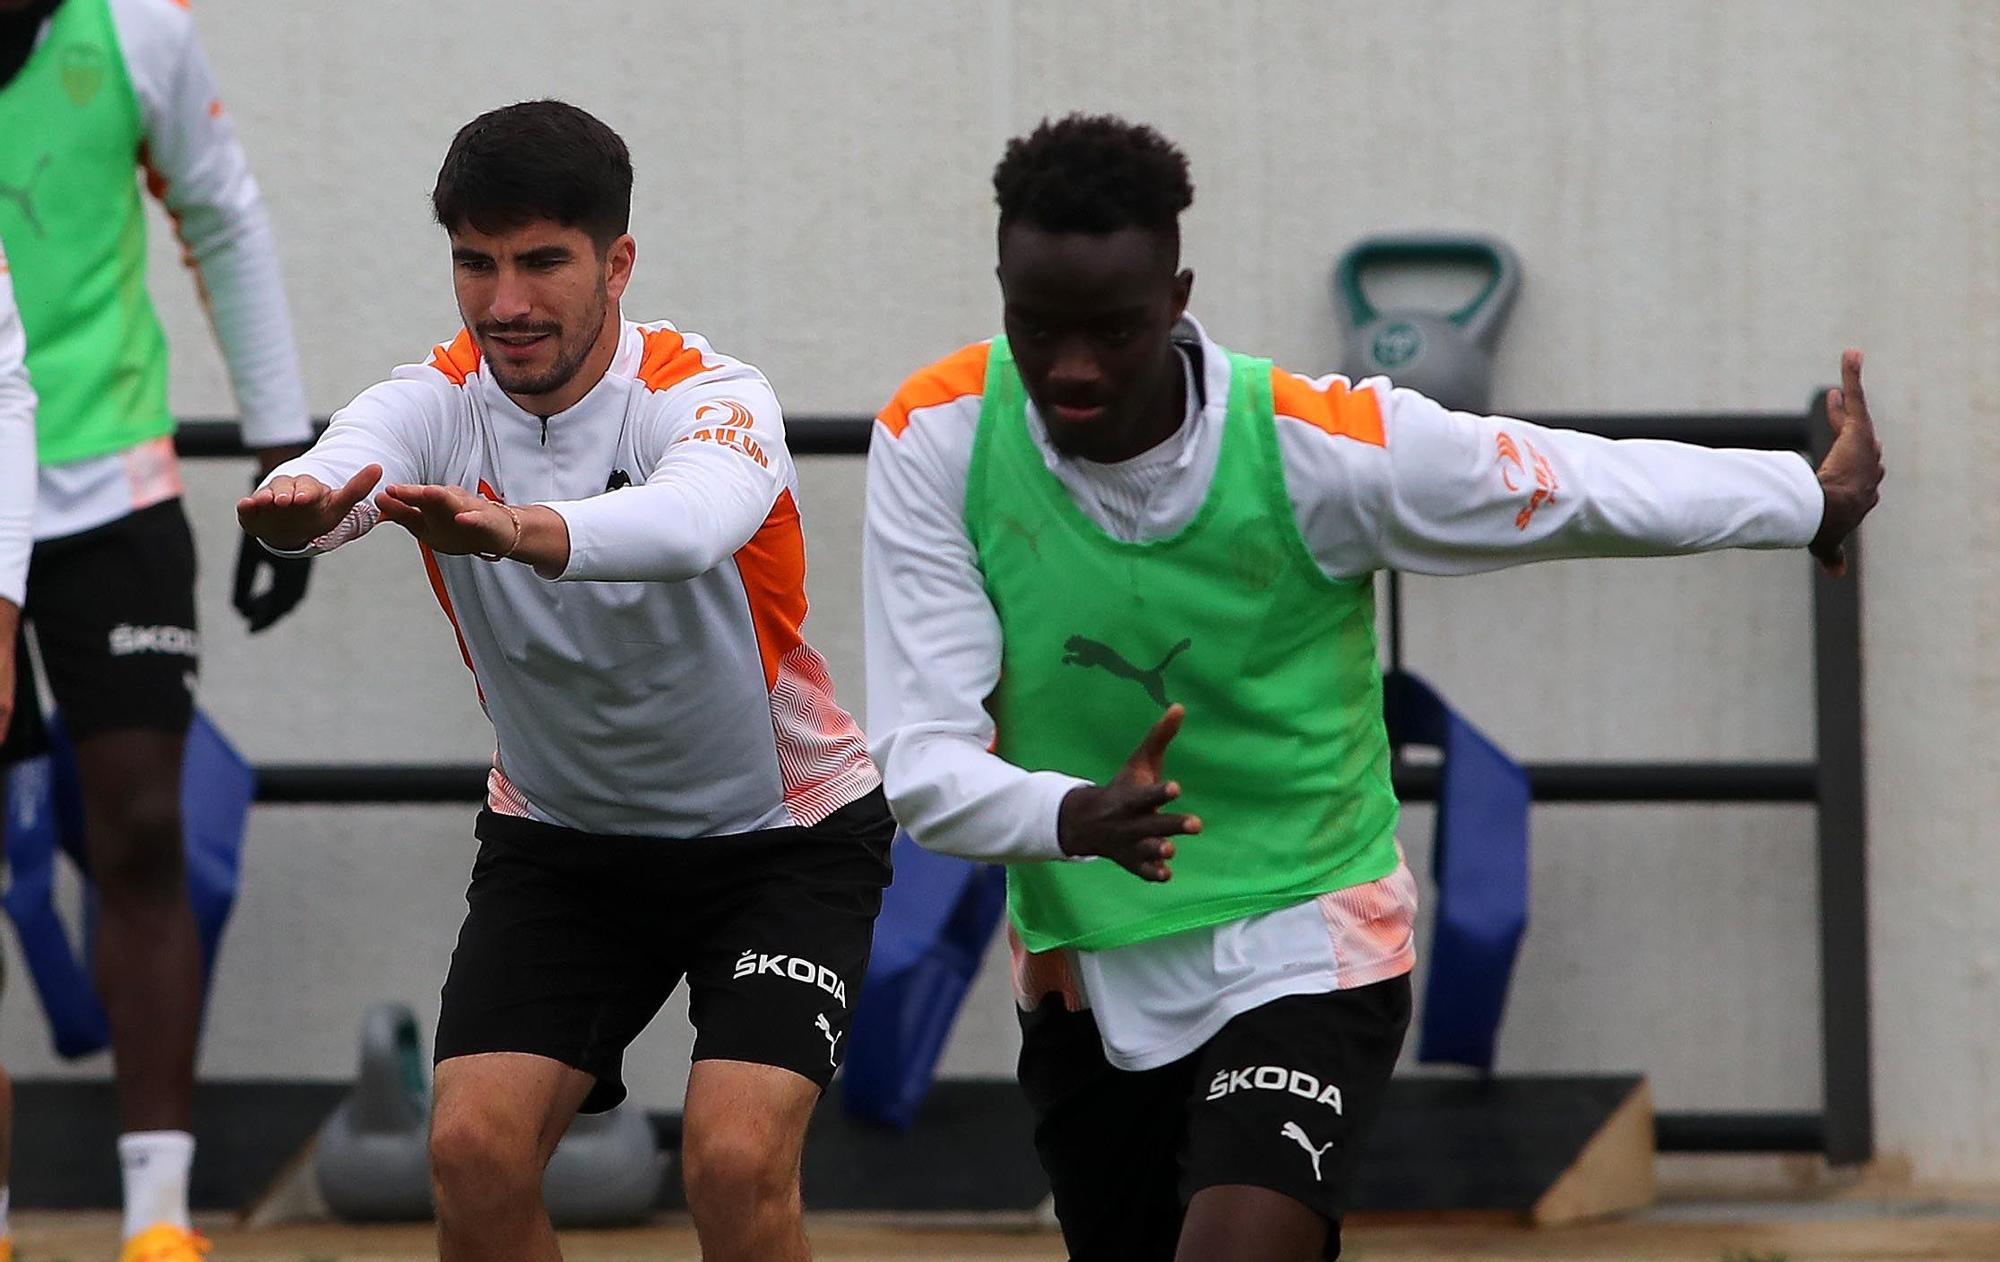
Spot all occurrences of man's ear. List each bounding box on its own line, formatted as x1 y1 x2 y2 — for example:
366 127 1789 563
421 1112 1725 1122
605 233 638 302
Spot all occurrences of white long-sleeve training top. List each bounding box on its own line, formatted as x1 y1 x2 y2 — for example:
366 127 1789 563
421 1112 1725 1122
266 320 878 839
24 0 311 540
865 314 1824 1069
0 241 35 606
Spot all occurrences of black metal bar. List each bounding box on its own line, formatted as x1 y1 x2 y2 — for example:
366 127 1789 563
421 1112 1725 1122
1393 760 1817 803
253 760 1820 807
175 416 883 459
1655 1111 1825 1153
253 764 487 803
1807 388 1875 1165
176 421 290 458
175 411 1815 461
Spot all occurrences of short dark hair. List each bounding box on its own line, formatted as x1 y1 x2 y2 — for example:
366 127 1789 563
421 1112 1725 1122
992 114 1194 247
432 100 633 250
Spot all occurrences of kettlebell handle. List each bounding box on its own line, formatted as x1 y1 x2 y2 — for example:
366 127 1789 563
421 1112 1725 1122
352 1000 429 1129
1333 235 1521 349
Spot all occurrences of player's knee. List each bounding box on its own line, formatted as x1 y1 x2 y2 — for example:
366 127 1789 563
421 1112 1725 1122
681 1120 798 1217
89 791 185 898
429 1109 541 1211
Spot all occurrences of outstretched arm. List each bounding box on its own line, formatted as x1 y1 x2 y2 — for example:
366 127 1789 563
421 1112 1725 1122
534 372 792 583
1282 351 1880 580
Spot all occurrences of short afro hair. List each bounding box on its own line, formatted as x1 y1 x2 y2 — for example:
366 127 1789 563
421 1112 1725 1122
992 114 1194 248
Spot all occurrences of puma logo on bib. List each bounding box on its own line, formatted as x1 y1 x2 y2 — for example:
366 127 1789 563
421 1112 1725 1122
0 153 53 237
1061 635 1191 708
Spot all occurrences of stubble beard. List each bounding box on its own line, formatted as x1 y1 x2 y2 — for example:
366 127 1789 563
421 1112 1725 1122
483 286 608 401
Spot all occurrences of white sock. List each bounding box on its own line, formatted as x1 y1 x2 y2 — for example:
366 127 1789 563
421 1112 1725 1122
0 1183 11 1239
118 1131 194 1239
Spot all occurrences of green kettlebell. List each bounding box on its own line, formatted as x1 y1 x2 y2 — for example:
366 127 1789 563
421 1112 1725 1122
1332 234 1521 412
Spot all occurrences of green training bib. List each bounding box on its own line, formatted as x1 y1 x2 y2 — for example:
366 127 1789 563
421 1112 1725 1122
0 0 174 465
967 337 1401 952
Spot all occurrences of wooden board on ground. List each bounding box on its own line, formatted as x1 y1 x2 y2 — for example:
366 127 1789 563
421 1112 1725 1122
1352 1074 1656 1223
9 1081 345 1210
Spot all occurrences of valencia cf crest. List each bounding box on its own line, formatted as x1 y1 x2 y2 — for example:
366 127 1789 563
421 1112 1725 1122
60 44 106 107
606 469 632 491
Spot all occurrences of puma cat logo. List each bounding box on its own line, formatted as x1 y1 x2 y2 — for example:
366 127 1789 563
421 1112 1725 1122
1280 1121 1334 1183
0 153 54 237
814 1012 842 1067
1061 635 1191 708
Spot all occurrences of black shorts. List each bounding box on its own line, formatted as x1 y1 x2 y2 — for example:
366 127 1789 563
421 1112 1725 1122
434 789 896 1113
2 499 199 764
1018 975 1411 1262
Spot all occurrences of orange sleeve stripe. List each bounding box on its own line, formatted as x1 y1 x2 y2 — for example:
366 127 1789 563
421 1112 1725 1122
427 329 482 387
418 542 485 706
734 489 809 692
1270 368 1386 448
637 326 722 394
878 342 989 438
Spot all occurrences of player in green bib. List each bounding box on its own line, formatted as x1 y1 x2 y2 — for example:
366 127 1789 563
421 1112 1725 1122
865 115 1883 1261
0 2 317 1255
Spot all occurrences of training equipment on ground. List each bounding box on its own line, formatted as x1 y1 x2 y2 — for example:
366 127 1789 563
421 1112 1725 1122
1332 234 1521 412
1356 1075 1656 1225
542 1106 665 1227
314 1002 433 1222
314 1003 664 1225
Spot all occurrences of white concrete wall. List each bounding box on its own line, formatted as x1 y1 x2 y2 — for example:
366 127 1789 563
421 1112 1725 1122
3 0 1996 1178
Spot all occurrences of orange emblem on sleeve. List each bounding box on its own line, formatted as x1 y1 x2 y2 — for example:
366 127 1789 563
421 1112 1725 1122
1496 432 1558 530
696 400 756 430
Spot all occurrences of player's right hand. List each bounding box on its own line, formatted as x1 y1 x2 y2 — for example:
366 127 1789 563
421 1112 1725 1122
236 464 384 552
1810 350 1884 577
1057 704 1203 883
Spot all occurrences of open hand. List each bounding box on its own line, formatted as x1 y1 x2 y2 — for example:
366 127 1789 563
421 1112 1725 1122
1810 350 1883 576
1057 704 1203 883
236 464 383 552
375 483 519 557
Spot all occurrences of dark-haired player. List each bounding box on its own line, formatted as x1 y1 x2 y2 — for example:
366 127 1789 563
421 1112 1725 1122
239 101 891 1262
864 113 1882 1261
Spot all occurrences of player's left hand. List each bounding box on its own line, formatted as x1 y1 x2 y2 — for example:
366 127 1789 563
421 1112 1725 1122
1810 349 1884 577
375 483 519 557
